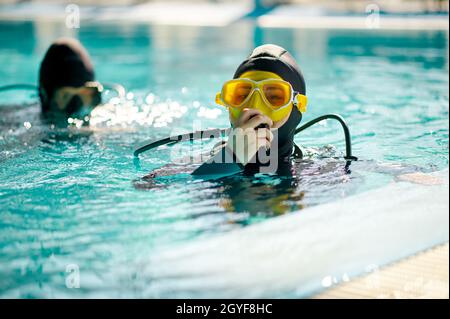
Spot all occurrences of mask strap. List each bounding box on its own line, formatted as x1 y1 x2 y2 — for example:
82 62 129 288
293 93 307 113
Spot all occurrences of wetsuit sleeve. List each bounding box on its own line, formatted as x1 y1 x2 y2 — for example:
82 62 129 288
191 145 244 178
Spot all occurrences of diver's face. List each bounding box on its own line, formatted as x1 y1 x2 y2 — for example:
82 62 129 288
51 83 101 115
228 71 292 129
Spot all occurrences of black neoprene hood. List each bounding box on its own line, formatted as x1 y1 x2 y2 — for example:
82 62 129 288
233 44 306 95
38 37 95 112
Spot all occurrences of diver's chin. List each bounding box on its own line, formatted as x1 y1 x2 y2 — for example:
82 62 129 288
271 120 285 129
271 112 291 128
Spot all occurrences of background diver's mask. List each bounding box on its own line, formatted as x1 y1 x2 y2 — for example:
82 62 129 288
49 81 103 118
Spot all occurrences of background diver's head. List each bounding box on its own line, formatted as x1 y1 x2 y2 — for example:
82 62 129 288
229 44 307 158
38 37 101 118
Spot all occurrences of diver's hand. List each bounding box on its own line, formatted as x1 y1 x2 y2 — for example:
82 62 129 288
226 109 273 165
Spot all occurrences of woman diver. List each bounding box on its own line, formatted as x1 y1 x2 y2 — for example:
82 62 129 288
0 37 129 157
192 44 309 177
135 44 354 180
134 44 438 197
134 44 358 215
135 44 356 192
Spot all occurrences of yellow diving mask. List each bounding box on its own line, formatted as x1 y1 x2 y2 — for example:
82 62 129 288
215 71 307 122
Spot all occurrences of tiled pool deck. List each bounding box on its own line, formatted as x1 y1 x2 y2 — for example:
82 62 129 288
314 242 449 299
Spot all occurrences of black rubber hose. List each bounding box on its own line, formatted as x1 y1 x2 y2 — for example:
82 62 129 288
295 113 357 161
0 84 38 92
133 114 358 161
133 128 230 157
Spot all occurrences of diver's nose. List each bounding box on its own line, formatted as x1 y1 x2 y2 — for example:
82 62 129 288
247 90 265 111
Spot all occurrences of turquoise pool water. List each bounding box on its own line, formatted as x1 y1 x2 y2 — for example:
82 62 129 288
0 20 448 298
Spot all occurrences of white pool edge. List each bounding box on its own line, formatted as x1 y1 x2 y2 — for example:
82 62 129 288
0 2 448 30
138 168 449 298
